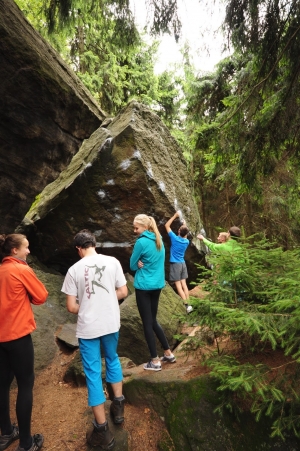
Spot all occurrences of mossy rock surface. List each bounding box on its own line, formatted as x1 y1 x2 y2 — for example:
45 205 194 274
0 0 104 232
28 256 76 371
123 366 300 451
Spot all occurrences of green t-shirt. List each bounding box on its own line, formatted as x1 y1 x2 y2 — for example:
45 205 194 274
202 237 240 254
203 237 245 282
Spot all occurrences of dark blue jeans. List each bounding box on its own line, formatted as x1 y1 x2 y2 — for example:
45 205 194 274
135 289 170 359
0 334 34 449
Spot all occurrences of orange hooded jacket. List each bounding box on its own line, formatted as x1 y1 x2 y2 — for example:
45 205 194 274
0 256 48 342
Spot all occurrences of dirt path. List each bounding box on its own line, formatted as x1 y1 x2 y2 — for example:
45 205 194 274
6 347 175 451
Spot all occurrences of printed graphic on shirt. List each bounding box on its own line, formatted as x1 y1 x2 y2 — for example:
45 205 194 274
84 264 109 299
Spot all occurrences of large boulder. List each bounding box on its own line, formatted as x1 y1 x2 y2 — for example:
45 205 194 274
0 0 105 232
18 101 205 283
27 256 77 371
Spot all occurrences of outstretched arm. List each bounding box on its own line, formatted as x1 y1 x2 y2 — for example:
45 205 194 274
197 235 225 253
165 212 180 233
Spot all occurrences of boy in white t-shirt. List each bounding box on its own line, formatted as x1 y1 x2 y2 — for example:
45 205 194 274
62 230 127 450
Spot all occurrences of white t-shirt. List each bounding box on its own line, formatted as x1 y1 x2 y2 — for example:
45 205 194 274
62 254 126 339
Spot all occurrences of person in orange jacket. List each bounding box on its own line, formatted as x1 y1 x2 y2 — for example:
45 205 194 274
0 234 48 451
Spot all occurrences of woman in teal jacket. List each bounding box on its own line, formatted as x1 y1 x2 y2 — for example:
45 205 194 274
130 214 175 371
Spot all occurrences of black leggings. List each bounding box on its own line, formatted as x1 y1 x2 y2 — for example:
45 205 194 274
0 334 34 449
135 289 170 359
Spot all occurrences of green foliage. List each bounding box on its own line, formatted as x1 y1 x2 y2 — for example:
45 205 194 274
42 0 182 41
153 69 183 129
176 2 300 248
223 0 300 178
182 45 300 245
188 236 300 438
73 34 160 115
15 0 183 124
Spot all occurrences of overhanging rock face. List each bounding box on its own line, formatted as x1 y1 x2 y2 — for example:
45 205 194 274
19 101 204 283
0 0 106 232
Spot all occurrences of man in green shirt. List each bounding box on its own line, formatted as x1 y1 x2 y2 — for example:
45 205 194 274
197 227 244 302
197 227 241 253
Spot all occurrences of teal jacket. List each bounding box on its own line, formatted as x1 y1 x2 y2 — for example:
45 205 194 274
130 231 165 290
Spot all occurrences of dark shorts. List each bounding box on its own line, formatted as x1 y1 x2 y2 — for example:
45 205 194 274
169 262 188 281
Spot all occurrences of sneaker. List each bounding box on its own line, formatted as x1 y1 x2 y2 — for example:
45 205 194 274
15 434 44 451
110 397 125 424
86 421 115 450
0 424 19 450
143 360 162 371
160 353 176 363
186 305 193 313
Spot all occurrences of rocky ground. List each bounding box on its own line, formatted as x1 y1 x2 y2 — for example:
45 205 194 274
4 286 206 451
5 338 205 451
5 285 293 451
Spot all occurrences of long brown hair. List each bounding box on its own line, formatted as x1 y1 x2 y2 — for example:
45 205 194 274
134 214 162 250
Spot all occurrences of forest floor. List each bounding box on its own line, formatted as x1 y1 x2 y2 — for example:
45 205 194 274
5 284 293 451
5 334 291 451
5 339 207 451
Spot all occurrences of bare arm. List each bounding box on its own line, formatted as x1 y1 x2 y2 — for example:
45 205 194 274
165 212 179 233
116 284 128 300
66 295 79 314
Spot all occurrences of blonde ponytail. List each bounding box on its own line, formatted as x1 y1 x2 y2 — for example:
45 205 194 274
148 216 162 250
134 214 162 250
